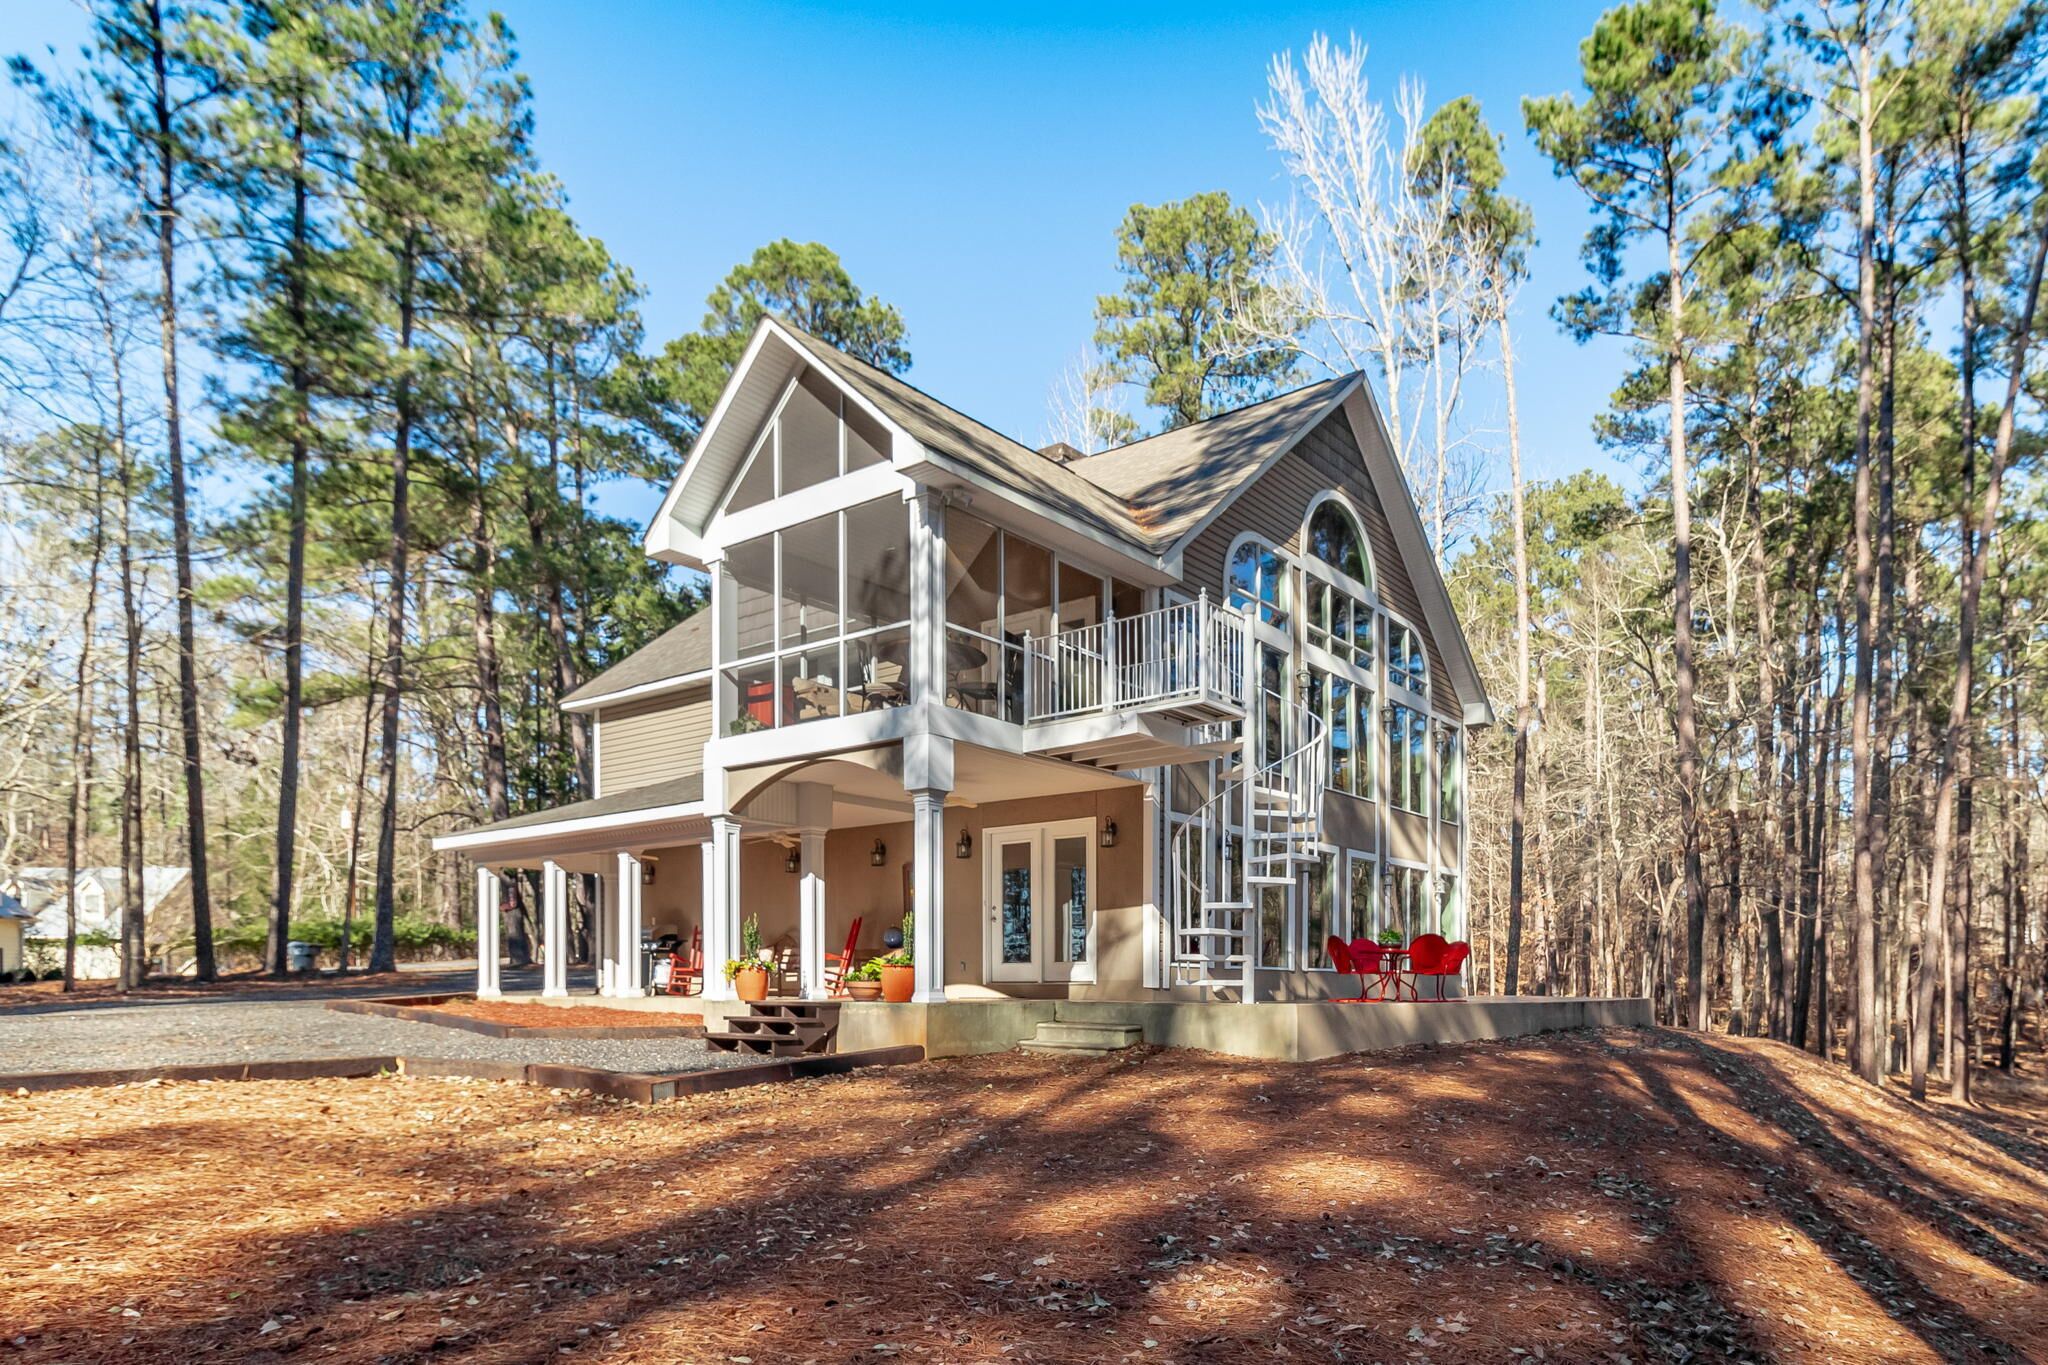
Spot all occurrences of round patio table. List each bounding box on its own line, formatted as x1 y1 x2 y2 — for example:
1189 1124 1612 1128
1367 946 1416 1002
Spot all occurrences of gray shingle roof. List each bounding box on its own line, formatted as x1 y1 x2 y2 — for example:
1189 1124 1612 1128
562 611 710 706
459 772 705 837
1064 375 1358 547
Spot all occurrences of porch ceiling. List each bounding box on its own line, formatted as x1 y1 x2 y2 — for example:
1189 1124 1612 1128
730 742 1136 832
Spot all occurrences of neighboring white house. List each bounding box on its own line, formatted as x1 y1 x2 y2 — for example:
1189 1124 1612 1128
435 319 1489 1013
3 868 193 979
0 891 29 978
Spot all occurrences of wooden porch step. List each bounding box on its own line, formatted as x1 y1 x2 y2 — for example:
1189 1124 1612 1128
704 999 841 1057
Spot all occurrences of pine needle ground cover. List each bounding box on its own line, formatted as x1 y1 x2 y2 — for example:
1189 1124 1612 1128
4 1031 2042 1363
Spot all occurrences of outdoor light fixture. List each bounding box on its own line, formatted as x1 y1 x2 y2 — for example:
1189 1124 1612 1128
870 838 887 866
641 858 657 885
784 848 800 874
956 830 973 859
1100 820 1117 848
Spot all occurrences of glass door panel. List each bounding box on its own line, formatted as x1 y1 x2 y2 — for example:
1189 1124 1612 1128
989 836 1037 982
1047 834 1091 981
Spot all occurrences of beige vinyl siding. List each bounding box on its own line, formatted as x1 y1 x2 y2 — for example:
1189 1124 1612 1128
1181 410 1456 709
595 686 711 796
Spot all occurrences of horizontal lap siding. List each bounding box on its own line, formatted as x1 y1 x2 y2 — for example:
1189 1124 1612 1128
595 688 711 796
1182 411 1455 707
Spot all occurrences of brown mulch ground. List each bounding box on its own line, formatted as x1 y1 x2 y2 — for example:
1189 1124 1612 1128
426 999 703 1031
3 1029 2043 1364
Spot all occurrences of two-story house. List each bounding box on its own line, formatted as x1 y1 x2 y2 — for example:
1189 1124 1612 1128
434 318 1490 1023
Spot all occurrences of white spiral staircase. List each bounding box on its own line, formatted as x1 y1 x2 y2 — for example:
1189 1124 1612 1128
1169 682 1327 994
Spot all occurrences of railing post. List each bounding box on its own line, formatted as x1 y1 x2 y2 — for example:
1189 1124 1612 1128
1102 610 1117 713
1022 630 1034 723
1196 589 1209 698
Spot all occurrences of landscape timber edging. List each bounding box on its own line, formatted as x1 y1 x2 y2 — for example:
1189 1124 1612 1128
0 1056 399 1092
398 1044 928 1102
2 1045 926 1101
326 994 706 1040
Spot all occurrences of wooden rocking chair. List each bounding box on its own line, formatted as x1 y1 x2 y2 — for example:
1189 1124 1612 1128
664 926 704 997
824 916 864 997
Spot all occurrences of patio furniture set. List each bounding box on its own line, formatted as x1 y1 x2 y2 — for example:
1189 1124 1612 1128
1325 933 1471 1002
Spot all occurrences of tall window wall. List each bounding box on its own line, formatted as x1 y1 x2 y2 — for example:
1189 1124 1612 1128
944 511 1141 723
726 367 888 512
719 498 911 731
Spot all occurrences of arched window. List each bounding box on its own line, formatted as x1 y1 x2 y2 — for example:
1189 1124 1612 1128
1305 500 1370 588
1226 537 1289 628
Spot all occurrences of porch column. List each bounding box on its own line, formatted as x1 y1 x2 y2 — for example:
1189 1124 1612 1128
910 787 947 1002
799 831 828 998
474 866 502 999
541 859 568 998
703 818 742 1002
594 873 615 997
616 852 645 995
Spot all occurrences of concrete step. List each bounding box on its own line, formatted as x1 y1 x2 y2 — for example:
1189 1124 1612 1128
1017 1019 1143 1057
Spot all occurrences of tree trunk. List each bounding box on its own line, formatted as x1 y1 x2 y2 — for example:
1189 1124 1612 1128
146 0 214 981
371 231 420 976
1665 230 1706 1033
268 108 312 977
1501 305 1532 999
63 441 107 992
1922 202 2047 1105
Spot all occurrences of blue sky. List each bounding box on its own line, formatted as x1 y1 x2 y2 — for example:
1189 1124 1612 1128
3 0 1637 530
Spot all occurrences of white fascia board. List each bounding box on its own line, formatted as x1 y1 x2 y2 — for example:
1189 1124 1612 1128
641 322 783 557
432 799 706 853
1336 385 1494 728
560 672 712 715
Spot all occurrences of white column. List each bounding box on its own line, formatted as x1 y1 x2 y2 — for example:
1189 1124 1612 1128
541 859 568 998
617 851 645 995
704 819 742 1001
594 872 614 997
910 788 948 1002
799 830 828 998
475 866 502 999
1141 774 1163 991
908 490 947 706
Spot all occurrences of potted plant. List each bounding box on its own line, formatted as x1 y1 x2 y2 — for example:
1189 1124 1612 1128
875 911 916 1002
844 959 884 1001
1377 928 1405 948
725 913 772 1002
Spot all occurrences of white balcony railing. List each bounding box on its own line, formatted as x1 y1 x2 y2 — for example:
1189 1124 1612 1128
1022 593 1249 725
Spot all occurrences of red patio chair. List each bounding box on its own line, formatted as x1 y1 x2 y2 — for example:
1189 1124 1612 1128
1325 936 1374 1003
824 916 863 997
664 927 703 997
1408 933 1452 1001
1435 941 1471 998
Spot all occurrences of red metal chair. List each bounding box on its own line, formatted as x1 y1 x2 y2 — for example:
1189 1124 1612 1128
824 916 864 997
1408 933 1452 1000
1434 940 1472 999
1325 936 1374 1002
664 927 703 997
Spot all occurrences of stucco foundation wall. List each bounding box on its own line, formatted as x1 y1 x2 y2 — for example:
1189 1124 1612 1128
1054 997 1653 1061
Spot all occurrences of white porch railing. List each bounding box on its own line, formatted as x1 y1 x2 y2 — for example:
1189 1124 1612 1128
1021 593 1249 725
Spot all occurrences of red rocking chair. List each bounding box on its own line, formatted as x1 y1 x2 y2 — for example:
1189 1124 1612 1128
664 927 703 997
825 916 863 997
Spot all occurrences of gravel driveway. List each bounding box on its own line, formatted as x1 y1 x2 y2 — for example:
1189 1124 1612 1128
0 995 760 1077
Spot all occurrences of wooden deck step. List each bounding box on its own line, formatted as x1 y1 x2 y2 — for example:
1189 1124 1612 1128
704 999 842 1057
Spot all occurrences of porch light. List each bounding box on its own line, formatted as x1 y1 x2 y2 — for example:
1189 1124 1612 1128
641 859 656 885
784 848 800 874
1100 820 1117 848
870 838 887 866
955 830 972 860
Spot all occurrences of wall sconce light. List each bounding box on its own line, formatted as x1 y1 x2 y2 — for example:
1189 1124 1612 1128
870 838 887 867
955 830 972 860
641 858 657 885
784 848 800 874
1100 820 1117 848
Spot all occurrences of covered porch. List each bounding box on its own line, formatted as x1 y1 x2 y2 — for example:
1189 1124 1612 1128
434 742 1157 1009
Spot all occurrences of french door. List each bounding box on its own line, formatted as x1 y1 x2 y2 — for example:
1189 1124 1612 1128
984 820 1096 984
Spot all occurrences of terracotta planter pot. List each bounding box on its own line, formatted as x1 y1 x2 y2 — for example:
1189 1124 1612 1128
845 980 883 1001
733 966 770 1003
879 963 915 1003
